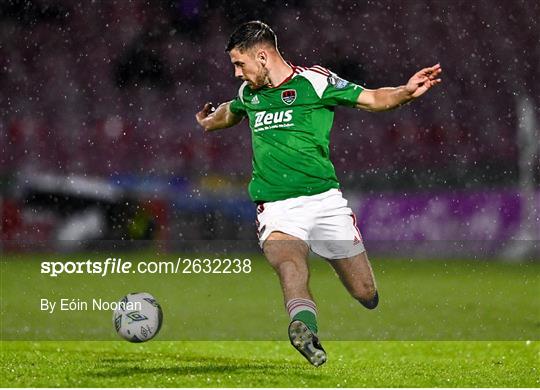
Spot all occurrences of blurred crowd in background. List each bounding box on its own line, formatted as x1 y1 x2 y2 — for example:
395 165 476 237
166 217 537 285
1 1 538 251
2 0 538 190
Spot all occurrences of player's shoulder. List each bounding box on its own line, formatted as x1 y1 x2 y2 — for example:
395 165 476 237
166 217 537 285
293 64 334 98
236 81 249 103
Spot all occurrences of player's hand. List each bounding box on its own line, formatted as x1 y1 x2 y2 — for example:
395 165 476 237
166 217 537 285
405 63 442 98
195 102 216 126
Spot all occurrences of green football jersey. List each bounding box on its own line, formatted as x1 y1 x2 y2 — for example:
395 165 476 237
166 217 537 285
229 64 363 202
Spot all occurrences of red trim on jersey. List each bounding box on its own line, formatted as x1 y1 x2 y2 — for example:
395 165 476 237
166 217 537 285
310 65 331 75
288 62 303 73
287 63 333 81
308 67 331 77
272 66 295 88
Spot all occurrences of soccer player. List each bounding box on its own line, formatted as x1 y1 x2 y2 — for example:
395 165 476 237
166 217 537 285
196 21 442 366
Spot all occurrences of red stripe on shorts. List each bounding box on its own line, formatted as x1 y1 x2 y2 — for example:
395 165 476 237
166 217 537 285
351 213 363 242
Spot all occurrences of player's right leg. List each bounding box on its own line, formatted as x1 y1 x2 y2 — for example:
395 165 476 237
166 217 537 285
263 231 327 367
263 231 311 302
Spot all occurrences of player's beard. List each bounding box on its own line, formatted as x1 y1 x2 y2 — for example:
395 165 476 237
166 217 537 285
250 66 270 89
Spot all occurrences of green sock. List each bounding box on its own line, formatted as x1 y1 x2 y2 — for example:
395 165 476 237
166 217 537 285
292 310 318 334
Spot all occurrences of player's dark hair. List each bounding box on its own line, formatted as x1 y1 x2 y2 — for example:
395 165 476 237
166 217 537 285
226 21 277 52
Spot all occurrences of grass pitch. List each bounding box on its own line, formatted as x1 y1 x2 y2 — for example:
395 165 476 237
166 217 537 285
1 340 538 387
1 253 539 386
2 254 539 341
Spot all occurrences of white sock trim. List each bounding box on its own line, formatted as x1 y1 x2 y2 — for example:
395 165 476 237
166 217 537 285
286 298 317 319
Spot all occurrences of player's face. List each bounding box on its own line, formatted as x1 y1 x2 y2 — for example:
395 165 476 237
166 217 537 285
229 48 268 89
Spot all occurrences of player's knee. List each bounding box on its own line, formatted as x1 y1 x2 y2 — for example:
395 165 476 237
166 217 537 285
361 290 379 309
354 289 379 310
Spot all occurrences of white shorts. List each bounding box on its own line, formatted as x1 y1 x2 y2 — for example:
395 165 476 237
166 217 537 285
255 188 366 260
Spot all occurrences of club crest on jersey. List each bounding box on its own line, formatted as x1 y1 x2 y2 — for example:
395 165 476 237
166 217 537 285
281 89 296 105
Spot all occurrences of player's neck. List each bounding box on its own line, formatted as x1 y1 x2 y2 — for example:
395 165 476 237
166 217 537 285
267 59 293 88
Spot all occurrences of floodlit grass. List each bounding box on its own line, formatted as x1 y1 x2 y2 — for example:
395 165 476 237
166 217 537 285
1 254 538 340
1 252 539 386
1 340 538 387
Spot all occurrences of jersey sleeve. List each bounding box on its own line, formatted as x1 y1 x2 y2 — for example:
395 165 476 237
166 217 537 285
229 96 247 116
229 82 248 116
320 73 364 107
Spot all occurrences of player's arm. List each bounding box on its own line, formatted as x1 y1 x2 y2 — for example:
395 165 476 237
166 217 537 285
195 101 243 131
356 63 442 112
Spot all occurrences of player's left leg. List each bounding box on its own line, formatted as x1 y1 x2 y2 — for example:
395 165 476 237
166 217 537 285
326 250 379 309
308 189 379 309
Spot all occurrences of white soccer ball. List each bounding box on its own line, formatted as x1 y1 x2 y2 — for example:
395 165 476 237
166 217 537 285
112 292 163 342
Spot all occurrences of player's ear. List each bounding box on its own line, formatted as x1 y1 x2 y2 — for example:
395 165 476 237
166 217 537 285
255 49 267 66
